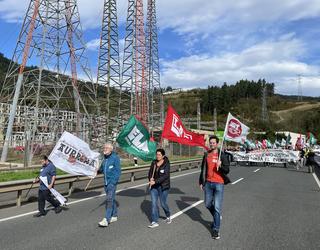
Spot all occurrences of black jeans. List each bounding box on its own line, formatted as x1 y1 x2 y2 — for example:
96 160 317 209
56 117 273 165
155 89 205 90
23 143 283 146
38 189 60 214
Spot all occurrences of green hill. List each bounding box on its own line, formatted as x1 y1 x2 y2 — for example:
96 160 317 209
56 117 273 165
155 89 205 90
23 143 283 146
164 81 320 139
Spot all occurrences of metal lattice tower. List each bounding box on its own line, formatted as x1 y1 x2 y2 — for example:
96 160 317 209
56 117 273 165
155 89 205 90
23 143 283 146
133 0 148 125
0 0 97 162
297 74 303 101
120 0 135 123
146 0 162 131
96 0 121 140
261 84 269 122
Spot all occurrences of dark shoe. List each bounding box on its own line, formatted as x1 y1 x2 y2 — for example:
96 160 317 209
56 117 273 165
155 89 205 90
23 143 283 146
212 230 220 240
55 207 62 214
33 212 46 217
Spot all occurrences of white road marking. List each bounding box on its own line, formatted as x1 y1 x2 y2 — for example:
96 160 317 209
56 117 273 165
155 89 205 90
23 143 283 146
232 178 244 185
312 173 320 190
170 200 204 220
171 170 200 179
0 170 200 223
0 211 38 222
253 168 260 173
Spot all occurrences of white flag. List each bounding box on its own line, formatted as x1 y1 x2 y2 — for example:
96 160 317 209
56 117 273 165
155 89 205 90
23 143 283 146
39 176 67 206
49 131 100 178
224 113 250 143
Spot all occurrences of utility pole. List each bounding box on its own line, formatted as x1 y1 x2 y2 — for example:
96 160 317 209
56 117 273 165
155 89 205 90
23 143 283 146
261 84 269 123
213 107 217 132
197 102 201 130
297 74 303 101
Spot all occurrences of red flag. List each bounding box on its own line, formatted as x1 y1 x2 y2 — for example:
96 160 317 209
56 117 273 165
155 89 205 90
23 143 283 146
295 134 303 150
262 139 267 149
161 105 208 149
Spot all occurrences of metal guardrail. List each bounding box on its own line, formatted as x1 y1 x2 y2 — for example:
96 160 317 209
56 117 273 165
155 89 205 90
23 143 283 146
0 158 202 207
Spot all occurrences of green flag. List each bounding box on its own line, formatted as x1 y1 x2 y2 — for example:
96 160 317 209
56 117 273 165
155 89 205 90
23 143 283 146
266 139 272 148
286 133 291 145
116 115 156 161
308 132 317 145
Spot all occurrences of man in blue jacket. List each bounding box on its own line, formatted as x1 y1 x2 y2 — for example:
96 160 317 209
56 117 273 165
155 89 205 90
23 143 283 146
98 143 121 227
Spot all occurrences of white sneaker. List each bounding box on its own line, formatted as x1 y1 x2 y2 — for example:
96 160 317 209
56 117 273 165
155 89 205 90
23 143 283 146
98 218 108 227
148 222 159 228
110 216 118 223
165 217 172 224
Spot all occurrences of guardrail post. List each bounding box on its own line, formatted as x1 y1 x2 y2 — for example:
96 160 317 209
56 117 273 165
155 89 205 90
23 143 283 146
131 172 135 182
68 182 73 196
17 190 22 207
179 165 182 172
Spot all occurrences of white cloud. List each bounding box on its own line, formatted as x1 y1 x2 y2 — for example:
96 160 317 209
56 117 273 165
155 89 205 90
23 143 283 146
157 0 320 35
276 76 320 96
2 0 320 33
86 38 100 51
0 0 28 22
0 0 131 29
161 37 320 96
1 0 320 97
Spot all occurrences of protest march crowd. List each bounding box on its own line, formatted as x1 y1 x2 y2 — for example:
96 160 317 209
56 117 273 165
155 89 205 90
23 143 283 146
31 105 319 240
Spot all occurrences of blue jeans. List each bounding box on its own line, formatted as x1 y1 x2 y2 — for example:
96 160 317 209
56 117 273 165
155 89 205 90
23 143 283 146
204 181 224 231
104 184 117 222
150 186 170 223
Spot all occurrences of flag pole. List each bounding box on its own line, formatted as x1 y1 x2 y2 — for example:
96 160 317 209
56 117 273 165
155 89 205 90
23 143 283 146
150 162 156 189
218 113 229 166
84 178 94 191
25 175 39 198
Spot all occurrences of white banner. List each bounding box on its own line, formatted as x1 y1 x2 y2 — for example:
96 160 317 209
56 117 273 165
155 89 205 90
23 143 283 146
229 149 299 163
224 113 250 143
39 176 67 206
49 131 100 178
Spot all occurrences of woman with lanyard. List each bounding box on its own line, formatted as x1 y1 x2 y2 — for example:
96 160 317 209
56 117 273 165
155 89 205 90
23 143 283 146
148 148 171 228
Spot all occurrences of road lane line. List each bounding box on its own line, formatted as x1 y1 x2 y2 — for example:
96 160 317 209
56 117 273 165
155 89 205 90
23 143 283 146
171 170 200 179
0 211 38 222
312 173 320 190
232 178 244 185
253 168 260 173
0 170 200 223
170 200 204 220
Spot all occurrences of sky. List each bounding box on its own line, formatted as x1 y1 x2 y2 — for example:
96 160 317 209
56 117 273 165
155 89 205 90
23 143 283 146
0 0 320 97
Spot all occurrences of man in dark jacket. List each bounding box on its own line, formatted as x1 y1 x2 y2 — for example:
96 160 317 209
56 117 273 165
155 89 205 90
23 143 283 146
199 135 230 239
148 148 171 228
33 155 62 217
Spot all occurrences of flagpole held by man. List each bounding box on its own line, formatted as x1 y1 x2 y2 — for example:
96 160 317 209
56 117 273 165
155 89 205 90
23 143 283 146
199 113 249 239
199 135 231 239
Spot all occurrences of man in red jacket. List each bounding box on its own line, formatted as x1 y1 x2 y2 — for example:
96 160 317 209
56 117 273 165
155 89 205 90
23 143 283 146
199 135 230 239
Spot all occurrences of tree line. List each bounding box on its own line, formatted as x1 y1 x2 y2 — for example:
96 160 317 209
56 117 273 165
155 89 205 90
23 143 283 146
200 79 274 115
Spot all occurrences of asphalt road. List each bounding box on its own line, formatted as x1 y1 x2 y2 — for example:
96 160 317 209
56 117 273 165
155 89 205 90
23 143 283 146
0 165 319 250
